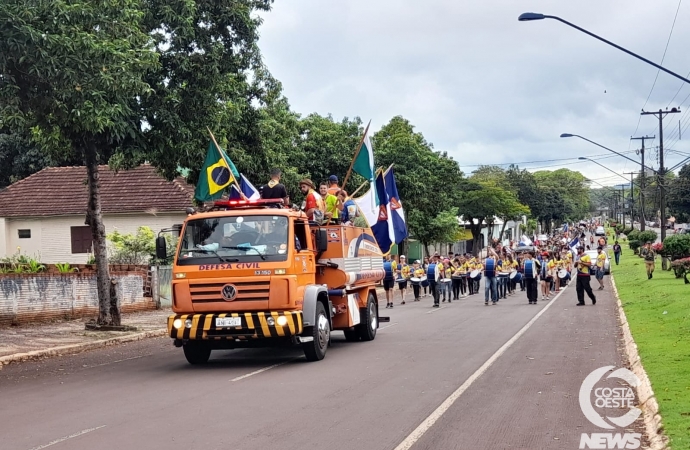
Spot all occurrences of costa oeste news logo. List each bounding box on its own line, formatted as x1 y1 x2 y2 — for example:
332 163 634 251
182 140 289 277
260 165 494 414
579 366 642 449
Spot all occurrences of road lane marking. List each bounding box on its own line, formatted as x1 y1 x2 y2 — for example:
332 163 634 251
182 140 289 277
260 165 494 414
28 425 106 450
425 306 447 314
379 322 398 330
231 359 295 382
394 286 568 450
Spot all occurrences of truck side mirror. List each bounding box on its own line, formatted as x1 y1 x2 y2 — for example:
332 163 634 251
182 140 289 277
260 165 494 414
155 236 168 260
315 229 328 252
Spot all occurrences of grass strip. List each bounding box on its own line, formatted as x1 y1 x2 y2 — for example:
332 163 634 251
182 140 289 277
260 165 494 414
611 247 690 449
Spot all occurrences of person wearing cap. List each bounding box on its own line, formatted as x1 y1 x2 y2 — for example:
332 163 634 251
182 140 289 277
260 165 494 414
327 175 340 195
574 246 596 306
411 260 424 301
642 241 656 279
299 179 325 222
595 247 606 290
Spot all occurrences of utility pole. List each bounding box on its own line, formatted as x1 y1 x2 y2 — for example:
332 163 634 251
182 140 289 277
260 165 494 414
641 108 680 242
624 172 636 228
630 135 654 231
621 184 626 225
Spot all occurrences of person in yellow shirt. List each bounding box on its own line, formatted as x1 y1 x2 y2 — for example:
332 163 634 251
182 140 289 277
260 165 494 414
575 246 597 306
553 256 563 292
410 260 425 301
595 247 606 290
396 256 411 305
319 182 339 222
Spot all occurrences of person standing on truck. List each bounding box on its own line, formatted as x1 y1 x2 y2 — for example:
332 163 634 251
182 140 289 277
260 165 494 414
319 182 340 222
383 255 395 308
299 179 325 222
336 190 358 225
327 175 340 195
260 168 290 206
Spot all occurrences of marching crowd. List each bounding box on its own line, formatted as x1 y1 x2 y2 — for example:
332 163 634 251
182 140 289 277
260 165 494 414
381 224 609 308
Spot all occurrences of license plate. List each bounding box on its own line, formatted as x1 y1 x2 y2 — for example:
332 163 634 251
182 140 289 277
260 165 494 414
215 317 241 327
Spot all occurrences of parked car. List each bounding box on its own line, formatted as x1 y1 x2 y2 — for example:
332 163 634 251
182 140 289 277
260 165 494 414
594 226 606 236
584 250 610 275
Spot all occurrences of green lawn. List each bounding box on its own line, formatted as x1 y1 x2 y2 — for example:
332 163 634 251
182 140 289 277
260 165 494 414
611 248 690 450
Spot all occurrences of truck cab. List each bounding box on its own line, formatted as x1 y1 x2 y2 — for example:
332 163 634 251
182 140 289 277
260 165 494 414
159 198 386 364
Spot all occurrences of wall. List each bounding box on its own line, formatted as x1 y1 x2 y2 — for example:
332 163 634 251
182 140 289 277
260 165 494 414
0 272 156 325
0 218 6 261
4 213 185 263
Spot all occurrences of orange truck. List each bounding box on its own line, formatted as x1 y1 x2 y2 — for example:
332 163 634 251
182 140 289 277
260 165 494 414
156 198 388 364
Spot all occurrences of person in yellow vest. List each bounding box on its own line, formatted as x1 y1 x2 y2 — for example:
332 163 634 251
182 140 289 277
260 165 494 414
574 246 597 306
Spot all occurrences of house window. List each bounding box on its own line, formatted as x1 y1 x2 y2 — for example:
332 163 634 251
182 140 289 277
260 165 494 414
18 229 31 239
70 226 93 254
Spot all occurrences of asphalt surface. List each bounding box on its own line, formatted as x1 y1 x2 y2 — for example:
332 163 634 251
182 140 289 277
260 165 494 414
0 276 644 450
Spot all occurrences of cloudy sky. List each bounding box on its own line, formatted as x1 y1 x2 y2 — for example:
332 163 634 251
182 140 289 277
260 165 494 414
258 0 690 187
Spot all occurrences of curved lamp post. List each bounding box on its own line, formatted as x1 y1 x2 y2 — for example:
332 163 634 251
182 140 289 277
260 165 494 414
518 13 690 85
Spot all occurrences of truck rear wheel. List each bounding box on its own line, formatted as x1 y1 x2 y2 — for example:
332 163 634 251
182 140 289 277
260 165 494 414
357 292 378 341
183 342 211 365
303 301 330 361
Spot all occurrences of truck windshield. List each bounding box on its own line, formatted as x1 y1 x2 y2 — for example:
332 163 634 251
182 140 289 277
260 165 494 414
176 215 289 265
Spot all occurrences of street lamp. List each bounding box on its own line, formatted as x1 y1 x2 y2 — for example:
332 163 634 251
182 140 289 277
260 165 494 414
518 13 690 86
577 157 639 185
562 134 657 174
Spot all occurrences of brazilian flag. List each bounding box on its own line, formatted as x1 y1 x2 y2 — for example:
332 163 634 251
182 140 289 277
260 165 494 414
194 141 240 202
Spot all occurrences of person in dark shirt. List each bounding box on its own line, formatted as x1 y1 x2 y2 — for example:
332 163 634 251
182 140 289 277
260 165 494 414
260 168 289 206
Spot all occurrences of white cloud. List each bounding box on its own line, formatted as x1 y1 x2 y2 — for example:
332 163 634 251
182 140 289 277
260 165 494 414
258 0 690 185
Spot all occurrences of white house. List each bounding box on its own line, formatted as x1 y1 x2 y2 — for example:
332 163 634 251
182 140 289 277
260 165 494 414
0 164 193 264
457 216 522 254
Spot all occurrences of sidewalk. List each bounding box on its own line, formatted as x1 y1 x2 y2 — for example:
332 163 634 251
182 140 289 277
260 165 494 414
0 309 170 367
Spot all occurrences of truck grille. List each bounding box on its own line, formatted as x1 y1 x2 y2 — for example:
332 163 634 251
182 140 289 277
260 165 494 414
189 280 270 303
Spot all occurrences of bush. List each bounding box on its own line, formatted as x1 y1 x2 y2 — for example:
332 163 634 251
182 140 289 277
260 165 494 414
623 227 634 235
629 240 642 253
107 226 156 265
615 224 624 233
637 230 658 244
663 234 690 259
627 230 640 241
670 257 690 280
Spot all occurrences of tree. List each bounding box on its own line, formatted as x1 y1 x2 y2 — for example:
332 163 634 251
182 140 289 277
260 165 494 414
668 164 690 223
373 116 464 255
0 0 158 325
455 182 527 255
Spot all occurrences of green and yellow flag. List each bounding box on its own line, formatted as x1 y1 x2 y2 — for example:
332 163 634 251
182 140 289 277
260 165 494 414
194 141 240 202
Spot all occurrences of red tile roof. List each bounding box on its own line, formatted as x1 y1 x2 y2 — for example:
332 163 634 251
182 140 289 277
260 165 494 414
0 165 194 218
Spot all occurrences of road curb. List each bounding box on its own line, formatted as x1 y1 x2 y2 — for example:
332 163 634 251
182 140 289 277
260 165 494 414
0 329 167 370
609 272 669 449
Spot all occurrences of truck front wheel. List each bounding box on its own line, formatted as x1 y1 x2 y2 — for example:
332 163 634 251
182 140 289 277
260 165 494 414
303 302 330 361
357 292 378 341
183 342 211 365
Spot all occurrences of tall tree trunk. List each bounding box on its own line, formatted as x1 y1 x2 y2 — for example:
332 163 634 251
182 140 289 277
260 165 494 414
470 225 482 257
498 219 508 241
84 146 118 326
424 242 430 258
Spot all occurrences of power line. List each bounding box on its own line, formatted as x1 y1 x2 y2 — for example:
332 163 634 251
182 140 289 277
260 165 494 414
462 151 637 169
629 0 682 148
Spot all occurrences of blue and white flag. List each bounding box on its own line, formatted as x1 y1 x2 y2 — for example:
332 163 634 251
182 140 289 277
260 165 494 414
370 171 393 254
383 167 407 244
563 223 569 232
569 237 580 251
229 173 260 200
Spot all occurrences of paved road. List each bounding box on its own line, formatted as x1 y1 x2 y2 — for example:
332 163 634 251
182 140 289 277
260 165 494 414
0 280 644 450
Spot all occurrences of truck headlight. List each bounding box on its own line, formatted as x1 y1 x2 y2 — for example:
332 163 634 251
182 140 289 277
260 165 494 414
267 317 276 326
185 319 193 329
276 316 288 327
173 319 183 329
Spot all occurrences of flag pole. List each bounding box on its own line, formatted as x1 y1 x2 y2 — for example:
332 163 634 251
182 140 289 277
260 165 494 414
206 127 245 199
349 180 369 198
341 120 372 190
